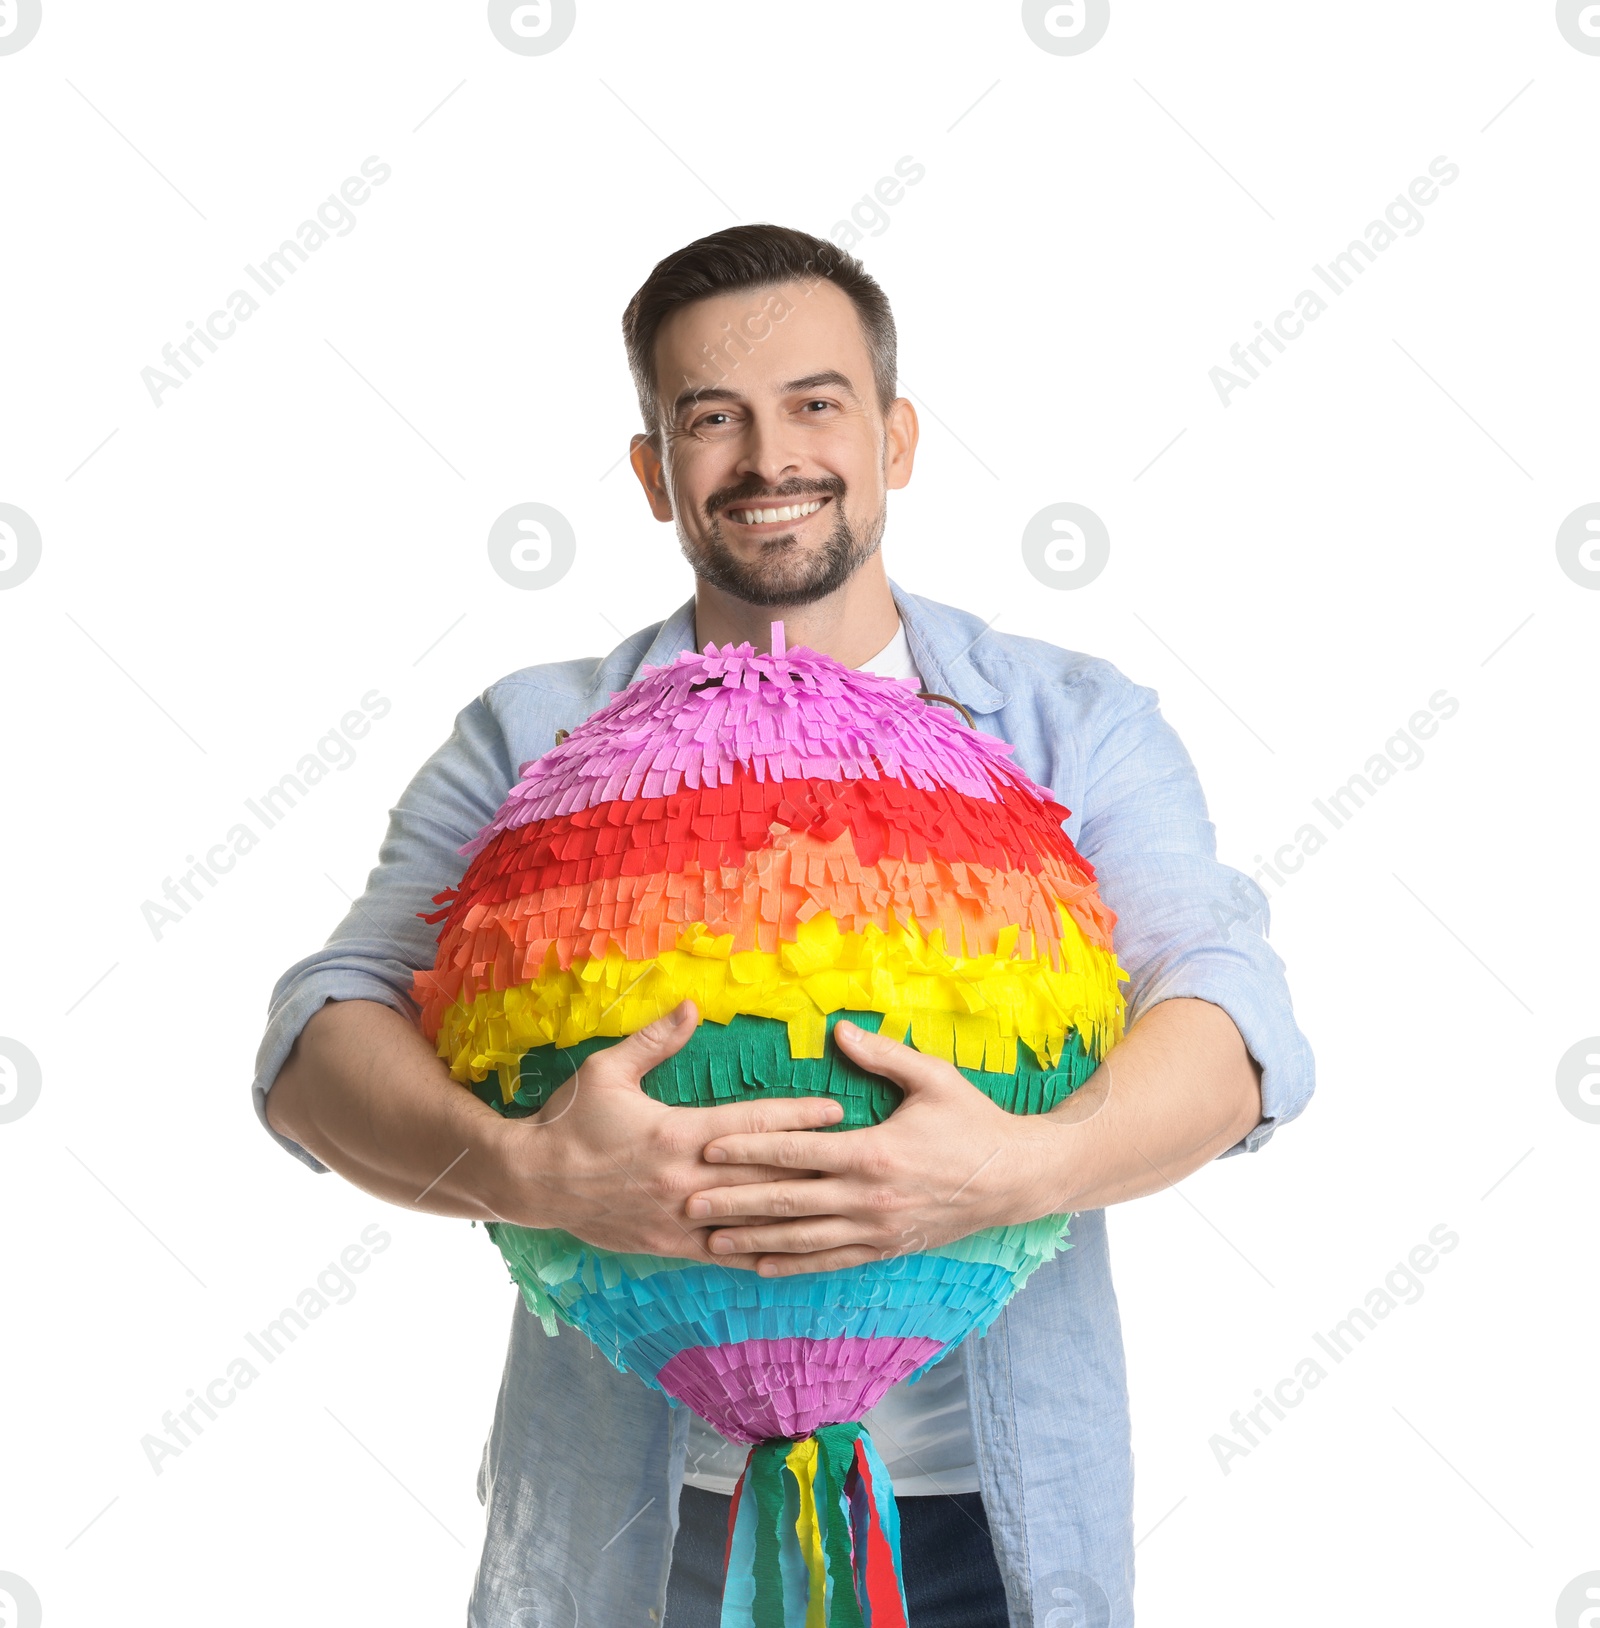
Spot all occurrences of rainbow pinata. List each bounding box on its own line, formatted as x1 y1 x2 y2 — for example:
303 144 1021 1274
414 621 1127 1625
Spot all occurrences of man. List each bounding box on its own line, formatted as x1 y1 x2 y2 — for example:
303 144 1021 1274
256 224 1314 1626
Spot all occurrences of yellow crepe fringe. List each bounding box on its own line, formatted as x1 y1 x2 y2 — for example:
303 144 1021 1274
433 902 1128 1088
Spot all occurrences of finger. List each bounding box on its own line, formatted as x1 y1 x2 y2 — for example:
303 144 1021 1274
703 1127 866 1172
685 1179 850 1222
683 1163 831 1190
753 1244 891 1277
595 997 700 1082
680 1217 774 1237
831 1018 966 1098
687 1094 845 1138
705 1217 867 1257
698 1251 764 1272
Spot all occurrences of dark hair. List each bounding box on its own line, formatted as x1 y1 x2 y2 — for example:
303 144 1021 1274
621 224 897 440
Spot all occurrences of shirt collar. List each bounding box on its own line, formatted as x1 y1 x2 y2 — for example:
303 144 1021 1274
613 576 1010 717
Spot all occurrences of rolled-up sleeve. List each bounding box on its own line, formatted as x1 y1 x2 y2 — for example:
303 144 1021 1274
1072 663 1315 1155
251 694 517 1172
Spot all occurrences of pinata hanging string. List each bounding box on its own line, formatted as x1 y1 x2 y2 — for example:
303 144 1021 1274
914 690 976 729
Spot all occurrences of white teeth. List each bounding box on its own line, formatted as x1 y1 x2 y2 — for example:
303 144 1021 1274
730 499 825 524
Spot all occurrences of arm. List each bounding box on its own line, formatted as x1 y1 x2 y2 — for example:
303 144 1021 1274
1033 994 1263 1207
1069 659 1314 1162
266 997 514 1221
251 692 520 1176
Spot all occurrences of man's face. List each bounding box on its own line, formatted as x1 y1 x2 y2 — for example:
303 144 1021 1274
630 278 916 608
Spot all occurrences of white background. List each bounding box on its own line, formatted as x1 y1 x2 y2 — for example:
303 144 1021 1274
1 2 1595 1623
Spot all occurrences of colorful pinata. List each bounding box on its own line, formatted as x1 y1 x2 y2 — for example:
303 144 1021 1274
414 622 1127 1625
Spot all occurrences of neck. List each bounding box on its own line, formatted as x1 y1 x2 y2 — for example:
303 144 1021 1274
691 554 902 666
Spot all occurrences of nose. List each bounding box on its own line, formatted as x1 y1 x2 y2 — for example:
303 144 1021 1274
732 408 806 493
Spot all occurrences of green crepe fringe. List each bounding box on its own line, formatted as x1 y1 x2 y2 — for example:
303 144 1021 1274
477 1007 1093 1336
470 1006 1098 1127
476 1008 1095 1336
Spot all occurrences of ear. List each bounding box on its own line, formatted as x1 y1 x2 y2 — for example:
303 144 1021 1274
883 397 919 492
629 432 676 522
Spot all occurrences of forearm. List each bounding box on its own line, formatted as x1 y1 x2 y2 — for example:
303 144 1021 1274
265 999 511 1221
1042 996 1263 1212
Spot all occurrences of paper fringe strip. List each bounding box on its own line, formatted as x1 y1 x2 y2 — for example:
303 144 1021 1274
659 1335 946 1444
485 1227 1071 1377
445 764 1101 907
461 630 1051 850
415 761 1115 1016
467 1007 1100 1123
721 1424 908 1628
420 829 1112 1019
430 904 1125 1088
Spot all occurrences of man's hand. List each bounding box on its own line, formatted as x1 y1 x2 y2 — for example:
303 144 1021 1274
684 1018 1065 1277
265 995 841 1262
490 997 844 1263
685 998 1265 1278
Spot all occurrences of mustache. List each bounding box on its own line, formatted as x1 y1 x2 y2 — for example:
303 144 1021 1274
705 476 845 519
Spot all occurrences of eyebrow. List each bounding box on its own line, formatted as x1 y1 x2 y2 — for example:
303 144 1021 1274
668 370 860 422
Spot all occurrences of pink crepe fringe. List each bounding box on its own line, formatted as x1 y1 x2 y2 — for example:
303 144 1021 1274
461 632 1040 858
656 1334 948 1442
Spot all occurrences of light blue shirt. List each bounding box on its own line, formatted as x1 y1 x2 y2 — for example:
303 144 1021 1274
253 579 1315 1626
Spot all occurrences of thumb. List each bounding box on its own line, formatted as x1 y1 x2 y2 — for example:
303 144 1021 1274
833 1017 962 1099
606 997 698 1078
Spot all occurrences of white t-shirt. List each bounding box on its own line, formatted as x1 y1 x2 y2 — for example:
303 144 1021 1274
855 617 922 686
681 618 982 1497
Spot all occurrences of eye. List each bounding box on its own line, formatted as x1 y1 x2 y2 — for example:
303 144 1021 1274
695 411 734 429
801 399 834 413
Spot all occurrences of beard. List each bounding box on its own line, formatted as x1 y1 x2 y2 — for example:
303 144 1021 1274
676 476 886 609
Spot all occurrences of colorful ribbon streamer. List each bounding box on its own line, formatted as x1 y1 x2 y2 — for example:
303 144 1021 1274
721 1424 908 1627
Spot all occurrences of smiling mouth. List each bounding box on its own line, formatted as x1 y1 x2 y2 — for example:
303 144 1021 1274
721 496 832 529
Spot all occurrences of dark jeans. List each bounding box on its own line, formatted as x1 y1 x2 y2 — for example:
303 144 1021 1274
665 1483 1011 1628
